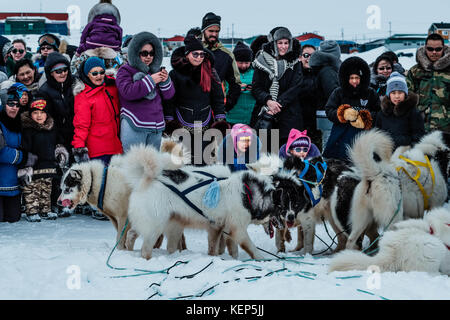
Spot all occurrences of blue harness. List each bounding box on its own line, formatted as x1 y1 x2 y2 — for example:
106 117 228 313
159 170 227 224
97 165 109 211
297 160 327 207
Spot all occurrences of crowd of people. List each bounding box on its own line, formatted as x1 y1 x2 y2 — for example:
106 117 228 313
0 0 449 223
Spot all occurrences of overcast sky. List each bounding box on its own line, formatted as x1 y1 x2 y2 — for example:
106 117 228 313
2 0 450 41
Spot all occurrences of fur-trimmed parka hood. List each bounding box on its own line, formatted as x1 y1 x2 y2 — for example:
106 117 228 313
127 32 162 74
380 92 419 117
21 110 54 131
416 45 450 72
87 0 121 25
339 56 371 97
260 33 301 64
309 49 341 72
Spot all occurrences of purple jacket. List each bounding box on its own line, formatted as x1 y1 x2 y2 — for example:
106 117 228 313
116 63 175 130
76 14 123 55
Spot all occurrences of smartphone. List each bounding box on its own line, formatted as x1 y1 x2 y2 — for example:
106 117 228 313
160 66 166 71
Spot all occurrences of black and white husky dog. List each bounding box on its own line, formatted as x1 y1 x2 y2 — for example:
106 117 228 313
121 146 279 260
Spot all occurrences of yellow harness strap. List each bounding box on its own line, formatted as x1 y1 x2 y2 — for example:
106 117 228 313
396 155 435 210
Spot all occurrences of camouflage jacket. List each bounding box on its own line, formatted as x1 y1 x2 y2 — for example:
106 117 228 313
406 46 450 133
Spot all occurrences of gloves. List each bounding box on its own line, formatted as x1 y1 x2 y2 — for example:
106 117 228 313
25 152 38 167
343 108 359 122
350 110 373 130
72 147 89 163
337 104 358 123
55 144 69 168
350 116 365 129
18 167 33 186
164 119 182 136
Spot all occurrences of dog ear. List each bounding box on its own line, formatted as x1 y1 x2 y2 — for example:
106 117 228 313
70 169 82 181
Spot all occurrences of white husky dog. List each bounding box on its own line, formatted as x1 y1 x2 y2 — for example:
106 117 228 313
392 131 449 219
121 145 277 260
329 206 450 275
330 129 403 250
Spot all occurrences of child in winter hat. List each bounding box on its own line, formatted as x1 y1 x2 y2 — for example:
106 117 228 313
230 123 253 155
386 71 408 97
279 129 321 160
76 0 123 56
21 96 69 222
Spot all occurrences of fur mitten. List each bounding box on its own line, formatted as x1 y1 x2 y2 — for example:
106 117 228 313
357 109 373 130
17 167 33 186
164 120 183 137
133 72 156 100
55 144 69 168
210 119 231 138
72 147 89 163
337 104 358 123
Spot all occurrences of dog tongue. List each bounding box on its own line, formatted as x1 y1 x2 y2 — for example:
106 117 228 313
61 199 72 208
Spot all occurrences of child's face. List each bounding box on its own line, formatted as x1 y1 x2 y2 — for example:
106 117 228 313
237 138 251 153
290 147 308 160
389 90 406 105
349 74 361 88
31 110 47 125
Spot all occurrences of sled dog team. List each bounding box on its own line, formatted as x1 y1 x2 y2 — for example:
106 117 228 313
58 130 450 275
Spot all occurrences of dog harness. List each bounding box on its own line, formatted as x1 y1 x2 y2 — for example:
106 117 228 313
429 224 450 250
396 155 435 210
158 171 227 224
297 160 327 207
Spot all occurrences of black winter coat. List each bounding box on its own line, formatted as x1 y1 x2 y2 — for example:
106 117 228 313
38 53 74 152
250 40 303 140
323 57 380 161
375 93 425 149
165 46 225 128
298 66 319 131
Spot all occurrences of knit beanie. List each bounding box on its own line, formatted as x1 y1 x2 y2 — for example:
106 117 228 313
286 129 311 154
83 56 105 75
233 41 253 62
30 97 48 113
230 124 253 154
184 35 205 54
318 40 341 60
8 82 29 100
386 71 408 96
201 12 221 32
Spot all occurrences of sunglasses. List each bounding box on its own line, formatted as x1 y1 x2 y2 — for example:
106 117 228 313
293 147 309 153
12 49 25 55
377 66 392 71
90 70 105 77
54 67 69 74
6 101 20 108
302 53 311 59
139 50 155 57
40 45 54 51
426 46 443 52
191 51 205 58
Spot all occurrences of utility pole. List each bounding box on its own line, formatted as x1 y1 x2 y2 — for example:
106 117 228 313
341 28 344 40
232 23 234 49
389 21 392 37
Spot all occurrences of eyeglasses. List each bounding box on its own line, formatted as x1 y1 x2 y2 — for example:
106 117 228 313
12 49 25 55
302 53 311 59
54 67 68 74
377 66 392 71
40 45 54 51
191 52 205 58
6 101 20 108
90 70 105 77
139 50 155 57
293 147 309 153
426 46 443 52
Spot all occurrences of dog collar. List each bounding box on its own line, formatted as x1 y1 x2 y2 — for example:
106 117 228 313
429 225 450 251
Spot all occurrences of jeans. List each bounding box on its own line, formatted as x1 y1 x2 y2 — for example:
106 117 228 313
120 119 163 152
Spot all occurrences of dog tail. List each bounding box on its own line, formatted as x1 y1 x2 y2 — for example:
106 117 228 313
328 249 395 273
413 130 448 156
348 129 394 179
122 141 189 189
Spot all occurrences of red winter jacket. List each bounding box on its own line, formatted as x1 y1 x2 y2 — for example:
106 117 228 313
72 77 123 158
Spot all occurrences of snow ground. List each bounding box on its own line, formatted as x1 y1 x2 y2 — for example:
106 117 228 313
1 202 449 300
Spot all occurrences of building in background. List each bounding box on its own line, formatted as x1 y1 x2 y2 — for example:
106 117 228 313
385 34 427 51
428 22 450 41
296 32 324 48
0 12 69 35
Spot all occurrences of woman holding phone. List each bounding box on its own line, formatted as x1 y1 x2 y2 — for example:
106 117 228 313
116 31 175 151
